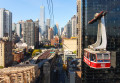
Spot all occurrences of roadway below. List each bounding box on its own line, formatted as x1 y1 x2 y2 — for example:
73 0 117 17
51 54 68 83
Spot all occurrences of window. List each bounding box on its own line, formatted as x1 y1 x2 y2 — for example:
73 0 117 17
77 28 78 35
97 53 110 62
97 54 103 59
90 54 96 62
84 51 87 57
97 54 103 62
104 54 109 59
77 16 78 24
77 5 78 12
87 53 89 59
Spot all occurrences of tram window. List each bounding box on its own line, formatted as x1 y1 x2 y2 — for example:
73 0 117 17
97 54 103 62
97 54 103 59
104 54 109 59
84 51 87 57
91 54 96 62
87 53 89 59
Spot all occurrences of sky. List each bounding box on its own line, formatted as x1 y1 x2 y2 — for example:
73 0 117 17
0 0 77 28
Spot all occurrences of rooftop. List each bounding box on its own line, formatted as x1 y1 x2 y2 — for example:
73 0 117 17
84 48 110 54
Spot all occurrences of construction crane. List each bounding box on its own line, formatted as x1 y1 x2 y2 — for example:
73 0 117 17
83 11 111 69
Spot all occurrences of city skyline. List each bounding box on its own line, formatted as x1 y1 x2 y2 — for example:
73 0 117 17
0 0 76 28
1 0 120 83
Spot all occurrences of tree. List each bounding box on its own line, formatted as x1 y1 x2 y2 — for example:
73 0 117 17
32 49 42 57
60 43 62 46
0 66 3 69
73 50 77 54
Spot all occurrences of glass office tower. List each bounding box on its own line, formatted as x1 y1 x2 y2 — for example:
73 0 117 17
80 0 120 83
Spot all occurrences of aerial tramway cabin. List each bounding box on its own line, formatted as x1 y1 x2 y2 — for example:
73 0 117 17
83 11 111 69
84 48 110 69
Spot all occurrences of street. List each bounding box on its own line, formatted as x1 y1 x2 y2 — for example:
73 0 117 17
51 55 68 83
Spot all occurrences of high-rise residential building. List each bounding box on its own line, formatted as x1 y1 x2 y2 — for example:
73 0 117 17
23 19 35 49
78 0 120 82
34 19 39 48
48 28 54 41
18 20 24 38
66 20 72 38
12 23 16 32
61 27 64 35
46 19 50 27
16 23 21 37
56 23 60 36
46 19 51 39
62 26 67 38
0 37 13 67
39 6 45 36
0 8 12 41
71 15 77 37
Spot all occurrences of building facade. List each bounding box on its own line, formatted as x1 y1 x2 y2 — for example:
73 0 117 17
71 15 77 37
0 8 12 41
16 23 21 37
66 20 72 38
77 0 82 59
23 20 35 49
12 23 16 32
34 20 39 48
46 19 50 40
0 38 13 67
61 27 64 35
18 20 24 38
53 24 58 36
48 28 54 41
39 6 45 36
12 51 24 63
51 36 59 47
63 38 77 52
77 0 120 83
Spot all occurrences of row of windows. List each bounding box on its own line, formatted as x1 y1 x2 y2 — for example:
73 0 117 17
84 51 110 62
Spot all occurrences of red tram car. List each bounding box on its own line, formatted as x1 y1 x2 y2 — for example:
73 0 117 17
84 48 110 69
83 11 111 69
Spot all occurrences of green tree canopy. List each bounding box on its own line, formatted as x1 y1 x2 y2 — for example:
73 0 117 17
73 50 77 54
0 66 3 69
32 49 42 57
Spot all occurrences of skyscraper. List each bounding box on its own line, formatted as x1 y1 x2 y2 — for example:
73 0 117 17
16 23 21 37
46 19 50 39
18 20 24 38
46 19 50 27
23 19 35 49
77 0 120 82
61 27 64 35
0 8 12 41
48 28 54 41
39 6 45 36
34 19 39 48
12 23 16 32
71 15 77 37
62 21 72 39
56 23 60 36
53 24 58 36
66 20 72 38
